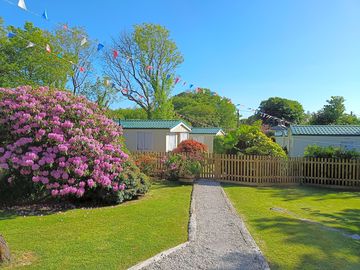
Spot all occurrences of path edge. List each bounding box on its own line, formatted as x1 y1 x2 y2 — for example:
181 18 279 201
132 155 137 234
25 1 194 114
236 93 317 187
127 182 197 270
220 185 271 270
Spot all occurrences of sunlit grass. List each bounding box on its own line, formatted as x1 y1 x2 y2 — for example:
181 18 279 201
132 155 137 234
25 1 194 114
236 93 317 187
0 181 192 270
224 185 360 270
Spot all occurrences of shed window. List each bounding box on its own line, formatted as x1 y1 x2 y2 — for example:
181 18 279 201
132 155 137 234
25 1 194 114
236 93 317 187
137 132 153 151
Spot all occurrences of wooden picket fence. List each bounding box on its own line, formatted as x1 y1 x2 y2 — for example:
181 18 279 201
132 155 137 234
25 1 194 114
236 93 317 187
132 152 360 189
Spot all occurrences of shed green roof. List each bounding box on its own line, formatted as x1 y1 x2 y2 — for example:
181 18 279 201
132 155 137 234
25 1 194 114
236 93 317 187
190 128 224 135
119 119 188 129
290 125 360 136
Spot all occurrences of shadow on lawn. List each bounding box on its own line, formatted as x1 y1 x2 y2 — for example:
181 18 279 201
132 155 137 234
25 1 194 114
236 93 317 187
262 185 360 202
254 215 360 270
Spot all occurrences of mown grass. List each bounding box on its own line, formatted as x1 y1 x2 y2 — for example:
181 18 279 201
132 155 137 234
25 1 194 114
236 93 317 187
0 181 192 270
223 184 360 270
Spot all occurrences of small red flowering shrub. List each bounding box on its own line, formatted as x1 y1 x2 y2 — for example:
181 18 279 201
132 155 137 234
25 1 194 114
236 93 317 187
162 140 207 180
0 86 149 204
173 139 207 155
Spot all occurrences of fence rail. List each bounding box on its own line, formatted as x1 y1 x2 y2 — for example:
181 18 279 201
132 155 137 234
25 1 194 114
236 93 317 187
132 152 360 189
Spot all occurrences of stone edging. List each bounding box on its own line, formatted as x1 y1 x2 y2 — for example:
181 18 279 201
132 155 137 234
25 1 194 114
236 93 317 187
219 186 271 270
127 183 197 270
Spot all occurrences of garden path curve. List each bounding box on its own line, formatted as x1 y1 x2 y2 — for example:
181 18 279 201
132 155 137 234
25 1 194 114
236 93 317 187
141 180 270 270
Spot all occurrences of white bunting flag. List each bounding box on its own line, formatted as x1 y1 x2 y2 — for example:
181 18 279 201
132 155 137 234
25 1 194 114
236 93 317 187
45 44 51 53
17 0 27 10
26 42 35 48
80 37 87 46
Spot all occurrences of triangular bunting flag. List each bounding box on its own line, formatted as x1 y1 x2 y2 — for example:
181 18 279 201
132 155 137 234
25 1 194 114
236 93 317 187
26 42 35 48
80 37 87 46
97 43 104 51
42 10 48 20
79 67 85 72
45 44 51 53
113 50 119 58
63 24 68 30
57 53 63 58
166 74 171 80
189 84 194 88
7 32 16 38
174 77 180 84
146 65 153 71
17 0 27 10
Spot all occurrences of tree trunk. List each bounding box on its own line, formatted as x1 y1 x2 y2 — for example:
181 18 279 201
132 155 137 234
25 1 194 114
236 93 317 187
0 235 11 264
146 109 152 120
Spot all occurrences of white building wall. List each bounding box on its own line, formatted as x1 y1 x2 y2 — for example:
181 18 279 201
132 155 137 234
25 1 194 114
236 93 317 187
189 134 215 153
288 135 360 157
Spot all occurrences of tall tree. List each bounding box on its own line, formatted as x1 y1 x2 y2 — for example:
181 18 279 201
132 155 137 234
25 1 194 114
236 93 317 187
172 89 238 130
104 23 183 119
0 20 71 88
310 96 348 124
53 26 95 95
258 97 305 125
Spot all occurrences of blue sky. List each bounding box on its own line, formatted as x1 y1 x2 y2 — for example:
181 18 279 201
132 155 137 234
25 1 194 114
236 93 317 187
1 0 360 118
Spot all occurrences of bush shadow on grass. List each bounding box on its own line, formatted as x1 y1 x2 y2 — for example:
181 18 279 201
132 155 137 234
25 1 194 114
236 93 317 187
253 214 360 270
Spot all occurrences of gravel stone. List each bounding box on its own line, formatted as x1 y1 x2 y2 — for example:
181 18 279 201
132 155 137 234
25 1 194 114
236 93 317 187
143 180 270 270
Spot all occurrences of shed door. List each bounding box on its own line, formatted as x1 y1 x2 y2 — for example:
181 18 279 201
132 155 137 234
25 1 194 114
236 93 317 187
166 134 177 152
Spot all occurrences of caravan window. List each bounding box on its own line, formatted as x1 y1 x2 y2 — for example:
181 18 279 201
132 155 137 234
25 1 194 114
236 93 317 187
137 132 153 151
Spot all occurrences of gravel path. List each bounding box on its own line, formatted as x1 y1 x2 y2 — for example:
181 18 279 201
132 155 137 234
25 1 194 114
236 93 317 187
142 180 269 270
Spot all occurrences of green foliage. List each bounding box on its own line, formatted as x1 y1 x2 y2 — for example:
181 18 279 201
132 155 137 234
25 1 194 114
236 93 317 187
216 124 287 157
310 96 359 125
258 97 305 124
80 77 120 108
304 145 360 159
172 88 238 130
53 25 96 94
107 107 148 120
105 23 183 119
0 21 71 88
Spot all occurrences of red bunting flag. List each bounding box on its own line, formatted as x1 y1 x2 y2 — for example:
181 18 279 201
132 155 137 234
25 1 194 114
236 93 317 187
63 24 68 30
122 88 129 94
113 50 119 58
79 67 85 72
174 77 180 84
146 65 153 71
45 44 51 53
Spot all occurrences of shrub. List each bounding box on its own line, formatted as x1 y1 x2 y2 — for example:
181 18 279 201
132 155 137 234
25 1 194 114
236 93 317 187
304 145 360 159
216 124 286 157
173 139 207 155
162 140 207 180
134 153 158 176
0 86 149 205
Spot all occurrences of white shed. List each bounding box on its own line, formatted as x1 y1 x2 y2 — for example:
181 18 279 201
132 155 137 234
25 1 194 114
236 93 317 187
189 128 225 153
285 125 360 157
119 120 192 152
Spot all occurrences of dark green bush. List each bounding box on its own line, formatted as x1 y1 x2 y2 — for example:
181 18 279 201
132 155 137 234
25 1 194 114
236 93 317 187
304 145 360 159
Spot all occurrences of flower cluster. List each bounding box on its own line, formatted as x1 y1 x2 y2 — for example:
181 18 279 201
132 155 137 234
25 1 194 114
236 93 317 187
0 86 134 199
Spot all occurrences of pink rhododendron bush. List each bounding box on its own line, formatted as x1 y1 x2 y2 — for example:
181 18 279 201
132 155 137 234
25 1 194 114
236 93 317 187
0 86 149 205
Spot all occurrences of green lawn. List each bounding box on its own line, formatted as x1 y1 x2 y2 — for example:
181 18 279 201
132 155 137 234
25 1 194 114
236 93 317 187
223 184 360 270
0 181 192 270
